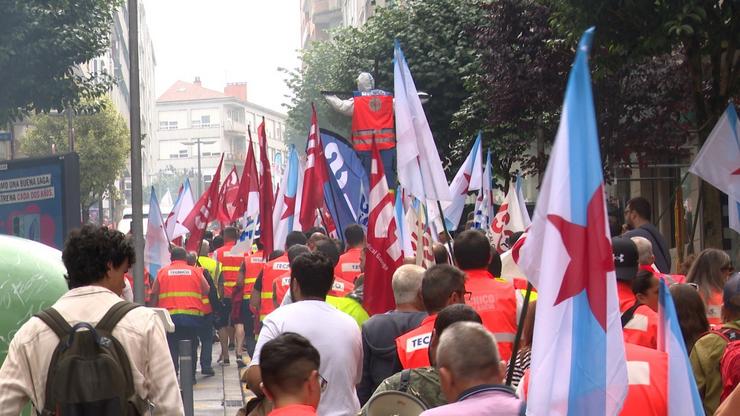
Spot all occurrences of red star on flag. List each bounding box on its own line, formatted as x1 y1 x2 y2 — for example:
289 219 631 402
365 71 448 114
547 186 614 330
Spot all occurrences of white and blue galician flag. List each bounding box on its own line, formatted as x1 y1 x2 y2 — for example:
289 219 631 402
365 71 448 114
473 149 494 230
657 278 705 415
273 145 300 251
442 132 482 230
518 28 628 415
145 187 170 279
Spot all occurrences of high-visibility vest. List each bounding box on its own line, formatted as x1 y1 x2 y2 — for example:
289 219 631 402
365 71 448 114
198 256 218 280
705 290 724 328
243 250 265 301
618 282 658 349
260 254 290 320
335 247 362 283
395 314 437 369
124 270 152 304
274 274 292 307
329 277 355 298
156 260 205 316
215 242 242 298
464 269 518 361
351 92 395 151
194 266 213 315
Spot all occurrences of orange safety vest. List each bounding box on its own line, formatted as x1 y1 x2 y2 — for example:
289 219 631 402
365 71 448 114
705 289 724 328
351 92 395 151
156 260 205 316
260 254 290 320
329 277 355 298
215 241 243 299
395 314 437 369
243 250 265 301
335 247 363 283
125 270 152 304
195 266 212 315
464 269 518 361
519 343 668 416
618 282 658 349
274 273 292 307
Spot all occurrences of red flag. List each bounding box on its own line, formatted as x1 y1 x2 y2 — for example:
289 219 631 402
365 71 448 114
216 166 239 224
182 154 224 251
364 141 403 315
232 134 260 222
258 118 275 255
298 104 329 231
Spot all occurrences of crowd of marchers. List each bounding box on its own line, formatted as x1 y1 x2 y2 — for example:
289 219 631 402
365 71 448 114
0 196 738 416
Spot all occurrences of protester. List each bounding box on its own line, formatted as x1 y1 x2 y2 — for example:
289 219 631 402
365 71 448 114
237 240 265 359
152 247 210 378
315 239 366 325
260 333 323 416
358 265 427 404
362 304 483 414
432 243 449 265
686 248 734 327
307 232 330 250
0 225 184 414
613 237 659 349
252 231 307 321
336 224 365 282
396 264 467 369
419 322 524 415
622 197 671 273
246 252 362 416
510 301 536 389
273 245 311 307
690 273 740 415
212 227 243 365
669 283 710 354
619 343 668 415
487 246 502 278
632 236 684 284
453 230 518 361
187 251 217 376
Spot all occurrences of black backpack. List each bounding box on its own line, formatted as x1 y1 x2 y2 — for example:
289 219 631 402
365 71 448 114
35 301 148 416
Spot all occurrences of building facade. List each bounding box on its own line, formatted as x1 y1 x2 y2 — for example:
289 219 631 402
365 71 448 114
155 78 287 198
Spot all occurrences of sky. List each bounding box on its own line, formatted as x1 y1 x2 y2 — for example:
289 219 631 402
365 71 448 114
143 0 301 113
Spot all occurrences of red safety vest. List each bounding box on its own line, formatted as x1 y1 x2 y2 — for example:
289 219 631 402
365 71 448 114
705 290 724 328
215 241 243 298
464 269 518 361
351 93 395 151
260 254 290 320
274 273 292 308
618 281 658 349
124 270 152 304
396 314 436 369
329 277 355 298
156 260 205 316
335 247 363 283
243 250 265 301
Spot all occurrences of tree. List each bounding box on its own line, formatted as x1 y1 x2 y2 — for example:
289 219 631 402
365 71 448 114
19 98 130 222
283 0 486 166
0 0 119 124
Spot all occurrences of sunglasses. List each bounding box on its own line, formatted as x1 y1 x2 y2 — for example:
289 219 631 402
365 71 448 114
670 282 699 291
721 264 734 273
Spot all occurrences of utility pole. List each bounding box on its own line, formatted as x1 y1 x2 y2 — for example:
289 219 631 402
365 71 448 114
128 0 145 304
66 107 75 152
182 138 216 197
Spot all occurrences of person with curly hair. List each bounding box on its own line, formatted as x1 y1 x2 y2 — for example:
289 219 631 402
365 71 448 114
0 225 184 414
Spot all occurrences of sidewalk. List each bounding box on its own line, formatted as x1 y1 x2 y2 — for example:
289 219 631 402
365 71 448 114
191 346 256 415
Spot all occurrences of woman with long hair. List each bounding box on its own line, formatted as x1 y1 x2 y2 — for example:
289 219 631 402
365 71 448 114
686 249 734 326
669 283 710 353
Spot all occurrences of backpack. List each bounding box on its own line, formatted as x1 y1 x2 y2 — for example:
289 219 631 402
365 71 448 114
34 301 148 416
714 328 740 403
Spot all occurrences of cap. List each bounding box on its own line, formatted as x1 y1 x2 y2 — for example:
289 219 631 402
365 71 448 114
366 391 427 416
612 237 638 281
723 272 740 308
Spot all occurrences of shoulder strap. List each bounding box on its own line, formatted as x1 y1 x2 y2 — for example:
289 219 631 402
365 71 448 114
96 301 141 333
639 225 670 266
398 369 412 393
621 302 641 328
35 308 72 340
721 327 740 341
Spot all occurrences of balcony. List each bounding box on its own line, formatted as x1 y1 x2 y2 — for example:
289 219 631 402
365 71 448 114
224 119 247 133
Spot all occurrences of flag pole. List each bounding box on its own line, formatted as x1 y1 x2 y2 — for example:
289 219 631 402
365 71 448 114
435 200 455 259
505 282 533 386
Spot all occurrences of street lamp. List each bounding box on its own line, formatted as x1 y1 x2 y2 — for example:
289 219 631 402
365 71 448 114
181 138 217 196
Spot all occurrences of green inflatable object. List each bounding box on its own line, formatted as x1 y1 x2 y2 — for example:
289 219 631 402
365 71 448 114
0 235 68 366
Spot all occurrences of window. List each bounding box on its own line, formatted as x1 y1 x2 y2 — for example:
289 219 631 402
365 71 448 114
178 149 188 158
203 174 213 183
192 115 212 128
159 121 178 130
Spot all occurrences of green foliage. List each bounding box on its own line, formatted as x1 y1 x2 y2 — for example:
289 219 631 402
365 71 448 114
283 0 486 166
19 97 130 213
0 0 120 124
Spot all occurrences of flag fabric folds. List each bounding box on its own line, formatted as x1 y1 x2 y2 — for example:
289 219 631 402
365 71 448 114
182 155 224 252
515 173 531 227
216 166 239 224
233 135 260 223
657 278 705 415
145 187 170 278
364 141 403 315
258 119 275 255
473 149 494 230
393 40 451 202
517 28 628 415
165 178 195 241
689 104 740 200
299 105 330 231
273 146 300 250
490 181 530 253
443 132 482 230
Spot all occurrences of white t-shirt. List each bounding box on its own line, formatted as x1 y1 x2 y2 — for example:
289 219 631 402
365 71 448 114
250 300 362 416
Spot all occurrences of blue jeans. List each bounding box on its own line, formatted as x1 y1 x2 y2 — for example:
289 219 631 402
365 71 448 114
197 314 214 370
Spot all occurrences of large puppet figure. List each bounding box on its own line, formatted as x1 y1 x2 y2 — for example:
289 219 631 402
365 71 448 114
325 72 397 188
